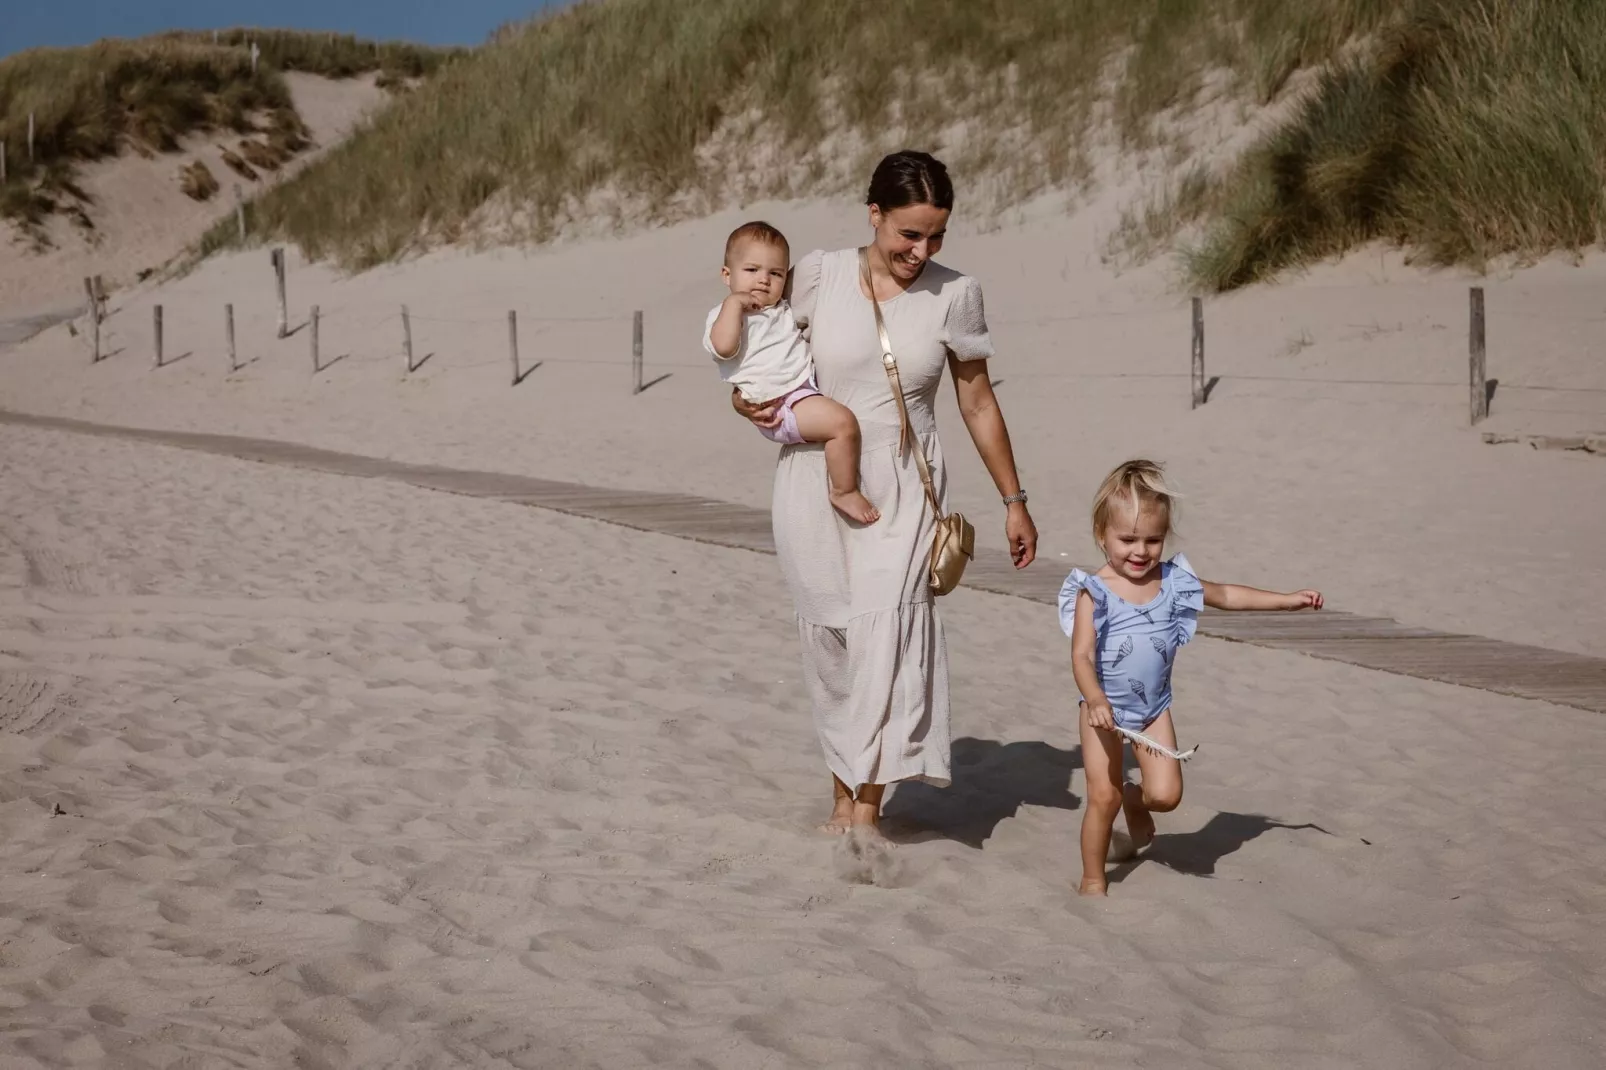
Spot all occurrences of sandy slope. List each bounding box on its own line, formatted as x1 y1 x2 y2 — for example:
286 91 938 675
0 73 387 323
1 423 1603 1067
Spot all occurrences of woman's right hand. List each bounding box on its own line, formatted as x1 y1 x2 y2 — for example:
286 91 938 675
732 387 783 429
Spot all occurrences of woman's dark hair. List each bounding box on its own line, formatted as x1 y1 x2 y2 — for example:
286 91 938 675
865 150 954 212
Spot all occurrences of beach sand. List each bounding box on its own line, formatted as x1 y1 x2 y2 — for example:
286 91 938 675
2 423 1605 1067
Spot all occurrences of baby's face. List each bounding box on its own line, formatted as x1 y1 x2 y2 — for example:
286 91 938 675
722 240 789 308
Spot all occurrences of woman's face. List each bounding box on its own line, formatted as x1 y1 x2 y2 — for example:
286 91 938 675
869 202 950 280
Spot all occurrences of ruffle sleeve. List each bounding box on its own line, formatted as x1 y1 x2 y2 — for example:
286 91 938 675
1057 568 1108 638
940 275 993 361
786 249 825 336
1167 553 1205 646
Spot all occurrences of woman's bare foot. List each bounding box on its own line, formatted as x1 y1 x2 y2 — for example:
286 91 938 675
820 796 853 835
1122 782 1156 850
820 775 855 834
1077 878 1108 897
830 489 880 525
848 784 891 845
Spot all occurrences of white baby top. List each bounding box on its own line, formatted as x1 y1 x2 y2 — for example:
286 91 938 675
703 299 814 404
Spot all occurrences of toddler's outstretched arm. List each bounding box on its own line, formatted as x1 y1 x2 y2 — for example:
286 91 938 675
1202 579 1323 612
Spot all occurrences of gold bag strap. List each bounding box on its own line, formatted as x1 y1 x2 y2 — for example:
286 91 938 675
860 247 942 520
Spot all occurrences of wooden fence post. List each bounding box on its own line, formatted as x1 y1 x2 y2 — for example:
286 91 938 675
226 303 236 371
83 277 99 363
632 310 644 394
1190 296 1205 409
93 275 107 319
1469 286 1488 425
402 305 413 372
271 248 288 338
508 311 519 386
153 305 163 368
310 304 320 372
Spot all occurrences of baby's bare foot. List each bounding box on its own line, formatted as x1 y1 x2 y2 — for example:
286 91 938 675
830 489 880 525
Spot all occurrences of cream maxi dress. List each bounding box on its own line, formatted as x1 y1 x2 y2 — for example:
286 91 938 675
775 247 992 795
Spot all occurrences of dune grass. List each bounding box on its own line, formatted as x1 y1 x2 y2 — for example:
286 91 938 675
0 31 457 239
1185 0 1606 290
243 0 1396 269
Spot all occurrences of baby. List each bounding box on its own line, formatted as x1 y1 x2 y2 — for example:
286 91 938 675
704 221 878 525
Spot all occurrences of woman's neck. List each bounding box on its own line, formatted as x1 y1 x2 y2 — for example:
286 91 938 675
864 245 920 297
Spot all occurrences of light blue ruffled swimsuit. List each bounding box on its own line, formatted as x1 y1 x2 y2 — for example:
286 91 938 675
1057 555 1205 732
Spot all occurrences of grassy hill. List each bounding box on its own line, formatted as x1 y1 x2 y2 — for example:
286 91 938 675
205 0 1602 290
0 30 459 241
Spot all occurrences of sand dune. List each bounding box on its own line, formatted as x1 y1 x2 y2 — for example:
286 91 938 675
1 423 1603 1067
0 72 387 324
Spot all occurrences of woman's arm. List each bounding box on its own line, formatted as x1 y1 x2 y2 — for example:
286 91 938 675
1071 592 1115 729
1202 580 1323 611
950 355 1037 568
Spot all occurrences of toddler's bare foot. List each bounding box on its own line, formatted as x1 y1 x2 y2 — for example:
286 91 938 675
830 489 880 525
1122 782 1156 850
1077 878 1108 897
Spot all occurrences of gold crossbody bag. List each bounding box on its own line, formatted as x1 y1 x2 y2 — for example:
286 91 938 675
860 247 975 597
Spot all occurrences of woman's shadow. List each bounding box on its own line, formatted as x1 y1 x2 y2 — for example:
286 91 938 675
880 736 1080 848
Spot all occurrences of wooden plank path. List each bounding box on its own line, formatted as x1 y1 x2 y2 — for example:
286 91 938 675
5 407 1605 714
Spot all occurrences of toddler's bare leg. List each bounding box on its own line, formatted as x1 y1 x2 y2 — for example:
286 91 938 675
1123 709 1184 850
791 396 879 525
1078 703 1125 896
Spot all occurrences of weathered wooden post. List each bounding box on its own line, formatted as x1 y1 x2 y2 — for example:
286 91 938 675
1190 296 1205 409
1469 286 1488 425
632 310 644 394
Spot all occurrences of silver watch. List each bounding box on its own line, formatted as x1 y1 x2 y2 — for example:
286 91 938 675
1002 490 1028 506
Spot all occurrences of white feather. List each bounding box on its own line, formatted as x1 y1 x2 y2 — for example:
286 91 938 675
1114 725 1198 761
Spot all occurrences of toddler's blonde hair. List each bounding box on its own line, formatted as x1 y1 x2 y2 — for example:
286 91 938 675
1091 458 1178 542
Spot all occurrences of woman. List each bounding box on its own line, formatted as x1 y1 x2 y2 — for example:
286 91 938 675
734 150 1038 837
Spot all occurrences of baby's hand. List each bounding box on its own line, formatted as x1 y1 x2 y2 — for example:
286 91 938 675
1286 589 1324 611
725 291 767 314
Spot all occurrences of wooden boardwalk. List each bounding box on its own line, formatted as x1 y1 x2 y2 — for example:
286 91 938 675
5 408 1604 714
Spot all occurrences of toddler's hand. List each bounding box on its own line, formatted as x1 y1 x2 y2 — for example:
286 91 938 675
1084 700 1116 732
725 291 767 313
1286 589 1324 611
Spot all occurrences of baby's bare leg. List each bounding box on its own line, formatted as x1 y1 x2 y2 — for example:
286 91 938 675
1123 709 1184 849
790 396 879 525
1078 704 1125 896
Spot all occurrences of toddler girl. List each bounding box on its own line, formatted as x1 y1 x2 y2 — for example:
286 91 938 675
1058 459 1323 897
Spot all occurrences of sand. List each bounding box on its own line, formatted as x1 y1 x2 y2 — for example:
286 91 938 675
2 422 1604 1067
2 197 1603 655
2 78 1605 1063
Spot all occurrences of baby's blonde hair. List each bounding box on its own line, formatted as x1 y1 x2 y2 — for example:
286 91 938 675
1091 458 1178 543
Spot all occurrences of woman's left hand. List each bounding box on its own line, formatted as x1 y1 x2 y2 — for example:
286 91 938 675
1006 504 1037 569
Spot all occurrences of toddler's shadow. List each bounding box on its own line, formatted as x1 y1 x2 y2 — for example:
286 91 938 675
880 736 1080 849
1109 812 1332 882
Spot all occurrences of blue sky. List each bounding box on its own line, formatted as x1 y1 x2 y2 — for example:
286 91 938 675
3 1 572 56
